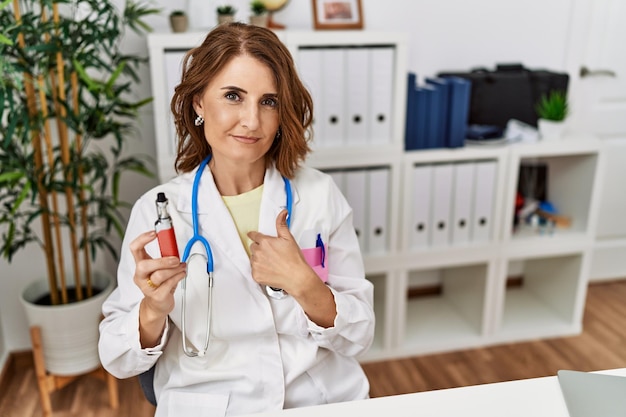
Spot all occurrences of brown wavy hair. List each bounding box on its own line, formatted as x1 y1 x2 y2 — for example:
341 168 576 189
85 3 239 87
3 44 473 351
171 22 313 178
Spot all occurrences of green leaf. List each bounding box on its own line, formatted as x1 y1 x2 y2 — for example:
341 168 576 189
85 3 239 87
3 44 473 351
107 210 125 239
536 90 569 121
124 1 161 34
105 61 126 91
72 58 100 93
11 181 31 215
0 171 25 183
112 170 120 205
3 223 16 259
0 33 12 46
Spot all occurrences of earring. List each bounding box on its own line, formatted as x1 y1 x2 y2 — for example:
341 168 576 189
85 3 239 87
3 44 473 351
195 115 204 126
275 128 281 140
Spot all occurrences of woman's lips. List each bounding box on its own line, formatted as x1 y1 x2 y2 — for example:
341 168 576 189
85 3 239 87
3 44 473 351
232 135 260 144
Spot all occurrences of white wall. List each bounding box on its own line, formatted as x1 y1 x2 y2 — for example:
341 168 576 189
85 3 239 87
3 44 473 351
0 315 7 372
0 0 578 356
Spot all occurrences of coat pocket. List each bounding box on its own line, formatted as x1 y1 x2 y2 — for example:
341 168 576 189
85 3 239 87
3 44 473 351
299 230 328 283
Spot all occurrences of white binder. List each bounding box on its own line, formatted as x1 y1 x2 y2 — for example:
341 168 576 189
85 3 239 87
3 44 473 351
345 47 370 146
410 164 433 249
327 170 346 196
320 48 346 148
368 47 395 145
430 163 454 246
471 160 497 243
367 167 390 254
345 170 368 252
451 162 475 245
296 48 324 149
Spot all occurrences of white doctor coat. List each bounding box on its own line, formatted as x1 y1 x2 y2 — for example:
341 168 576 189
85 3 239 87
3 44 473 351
98 163 375 416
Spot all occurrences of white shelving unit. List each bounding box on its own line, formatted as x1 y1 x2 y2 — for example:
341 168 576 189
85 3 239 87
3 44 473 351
147 31 604 363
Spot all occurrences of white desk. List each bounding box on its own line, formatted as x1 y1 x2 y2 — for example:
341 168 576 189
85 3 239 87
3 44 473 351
244 368 626 417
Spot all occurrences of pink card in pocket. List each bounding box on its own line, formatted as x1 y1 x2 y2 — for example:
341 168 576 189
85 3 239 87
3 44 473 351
301 240 328 283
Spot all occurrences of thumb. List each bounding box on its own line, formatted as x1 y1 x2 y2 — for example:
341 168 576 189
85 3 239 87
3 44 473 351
275 209 292 239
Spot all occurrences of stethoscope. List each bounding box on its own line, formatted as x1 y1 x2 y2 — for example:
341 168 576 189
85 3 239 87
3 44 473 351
180 155 293 357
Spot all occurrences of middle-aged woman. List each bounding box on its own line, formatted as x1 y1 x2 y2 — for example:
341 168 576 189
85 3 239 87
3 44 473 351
99 22 375 416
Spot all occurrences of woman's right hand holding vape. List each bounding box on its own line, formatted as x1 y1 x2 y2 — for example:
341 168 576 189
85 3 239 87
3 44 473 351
130 230 186 348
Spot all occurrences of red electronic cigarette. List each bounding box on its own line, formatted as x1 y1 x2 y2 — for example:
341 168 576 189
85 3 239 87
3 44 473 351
155 192 179 258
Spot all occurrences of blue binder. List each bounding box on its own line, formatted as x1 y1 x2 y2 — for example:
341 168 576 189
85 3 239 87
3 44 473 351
445 77 472 148
425 77 451 148
422 84 442 149
415 86 429 150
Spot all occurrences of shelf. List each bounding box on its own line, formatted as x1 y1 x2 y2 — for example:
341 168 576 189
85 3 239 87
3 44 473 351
148 30 602 361
307 146 401 170
400 263 489 353
404 145 507 165
494 288 581 342
401 298 485 354
495 253 586 341
502 234 592 258
284 31 409 48
397 245 498 270
364 253 404 275
505 144 600 243
508 138 602 157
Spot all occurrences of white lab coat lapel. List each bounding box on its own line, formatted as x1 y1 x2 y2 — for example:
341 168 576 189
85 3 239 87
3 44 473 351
258 164 301 237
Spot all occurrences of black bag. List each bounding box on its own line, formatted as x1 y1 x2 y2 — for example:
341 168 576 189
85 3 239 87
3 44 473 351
438 63 569 128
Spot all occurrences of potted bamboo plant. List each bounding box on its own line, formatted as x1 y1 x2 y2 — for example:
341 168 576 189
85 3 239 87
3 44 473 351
0 0 157 377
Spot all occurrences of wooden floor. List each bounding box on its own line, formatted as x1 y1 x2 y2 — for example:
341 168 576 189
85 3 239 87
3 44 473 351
1 279 625 417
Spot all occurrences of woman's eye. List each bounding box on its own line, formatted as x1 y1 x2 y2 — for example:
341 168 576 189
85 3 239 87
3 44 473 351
225 92 240 101
262 97 278 108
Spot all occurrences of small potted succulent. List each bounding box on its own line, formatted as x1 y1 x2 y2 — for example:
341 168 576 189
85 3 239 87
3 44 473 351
169 9 189 33
535 90 569 140
216 4 237 25
249 0 268 27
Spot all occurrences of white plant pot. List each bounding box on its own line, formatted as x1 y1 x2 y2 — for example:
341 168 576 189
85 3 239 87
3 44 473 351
217 14 235 25
20 272 115 376
169 15 189 33
249 14 268 27
538 118 566 140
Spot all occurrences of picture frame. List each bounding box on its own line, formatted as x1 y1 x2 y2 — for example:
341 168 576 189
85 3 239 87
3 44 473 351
311 0 363 30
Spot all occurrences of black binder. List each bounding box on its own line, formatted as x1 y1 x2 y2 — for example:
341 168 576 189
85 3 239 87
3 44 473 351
438 63 569 128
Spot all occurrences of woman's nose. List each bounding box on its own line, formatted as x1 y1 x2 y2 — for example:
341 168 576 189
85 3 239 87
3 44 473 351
240 102 260 130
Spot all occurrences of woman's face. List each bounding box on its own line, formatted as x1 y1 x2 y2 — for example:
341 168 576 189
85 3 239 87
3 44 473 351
193 55 280 170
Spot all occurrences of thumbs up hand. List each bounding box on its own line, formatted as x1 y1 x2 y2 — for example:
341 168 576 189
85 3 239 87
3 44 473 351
247 210 317 296
274 208 291 240
249 210 337 327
